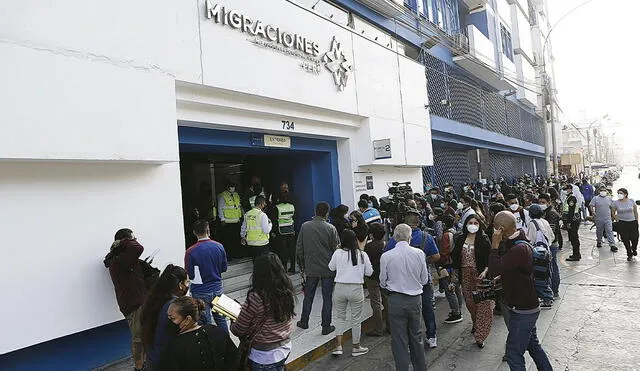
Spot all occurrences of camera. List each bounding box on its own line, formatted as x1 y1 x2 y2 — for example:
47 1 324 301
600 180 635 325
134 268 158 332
472 278 503 304
379 181 414 228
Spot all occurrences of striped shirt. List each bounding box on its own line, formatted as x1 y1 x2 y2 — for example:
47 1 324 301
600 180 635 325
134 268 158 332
230 291 293 345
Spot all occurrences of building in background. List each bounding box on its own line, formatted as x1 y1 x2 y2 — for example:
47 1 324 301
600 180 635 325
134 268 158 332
323 0 556 188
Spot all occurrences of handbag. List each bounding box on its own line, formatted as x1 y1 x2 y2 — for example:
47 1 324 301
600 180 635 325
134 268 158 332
237 300 268 371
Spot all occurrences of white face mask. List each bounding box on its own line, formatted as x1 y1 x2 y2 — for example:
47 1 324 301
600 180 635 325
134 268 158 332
539 204 548 211
618 193 625 200
457 202 464 210
440 203 446 209
431 194 438 200
228 187 236 193
463 186 469 191
600 191 608 197
428 214 435 221
509 204 519 212
467 224 480 234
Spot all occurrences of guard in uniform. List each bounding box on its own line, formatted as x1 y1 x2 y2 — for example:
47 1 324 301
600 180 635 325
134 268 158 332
241 195 272 261
275 192 296 273
217 181 243 259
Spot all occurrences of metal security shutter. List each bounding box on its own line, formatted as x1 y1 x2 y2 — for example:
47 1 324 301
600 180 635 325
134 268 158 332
423 143 471 190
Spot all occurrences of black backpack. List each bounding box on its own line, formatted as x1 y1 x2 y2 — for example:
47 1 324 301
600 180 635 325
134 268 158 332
139 256 160 290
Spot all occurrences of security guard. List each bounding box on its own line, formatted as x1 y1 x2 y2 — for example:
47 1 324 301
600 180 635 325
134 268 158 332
241 195 272 261
217 181 243 259
275 192 296 273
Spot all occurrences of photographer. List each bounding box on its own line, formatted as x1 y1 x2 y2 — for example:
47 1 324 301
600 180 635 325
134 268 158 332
488 211 552 371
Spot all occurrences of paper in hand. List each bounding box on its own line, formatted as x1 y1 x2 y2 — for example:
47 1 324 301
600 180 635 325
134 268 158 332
212 294 242 320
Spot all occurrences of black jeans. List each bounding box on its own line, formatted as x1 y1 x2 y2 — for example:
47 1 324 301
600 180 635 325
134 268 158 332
275 234 296 271
617 220 639 256
568 220 581 257
218 222 241 258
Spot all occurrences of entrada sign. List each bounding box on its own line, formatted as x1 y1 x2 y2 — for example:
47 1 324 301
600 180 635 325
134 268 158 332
205 1 352 91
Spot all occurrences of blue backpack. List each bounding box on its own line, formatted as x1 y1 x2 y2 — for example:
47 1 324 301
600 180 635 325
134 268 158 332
517 221 553 301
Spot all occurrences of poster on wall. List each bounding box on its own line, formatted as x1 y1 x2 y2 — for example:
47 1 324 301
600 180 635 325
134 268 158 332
354 172 374 204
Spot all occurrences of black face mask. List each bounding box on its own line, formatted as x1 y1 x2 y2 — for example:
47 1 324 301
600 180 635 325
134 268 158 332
167 320 181 336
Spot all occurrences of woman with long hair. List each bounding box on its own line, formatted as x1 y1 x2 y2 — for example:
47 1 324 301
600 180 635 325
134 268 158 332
157 296 238 371
141 264 189 370
450 215 493 348
329 229 373 357
329 204 350 237
349 210 369 244
231 253 295 371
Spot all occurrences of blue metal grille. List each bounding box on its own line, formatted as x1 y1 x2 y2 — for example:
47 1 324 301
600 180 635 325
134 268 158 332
419 51 545 146
423 143 471 190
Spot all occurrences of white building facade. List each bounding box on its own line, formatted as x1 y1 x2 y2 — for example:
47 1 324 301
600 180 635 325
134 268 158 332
0 0 432 368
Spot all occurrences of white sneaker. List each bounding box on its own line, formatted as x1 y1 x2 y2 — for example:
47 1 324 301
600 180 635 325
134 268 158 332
427 337 437 348
332 346 343 356
352 345 369 357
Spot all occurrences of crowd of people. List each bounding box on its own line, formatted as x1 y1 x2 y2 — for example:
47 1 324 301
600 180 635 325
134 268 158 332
103 172 637 371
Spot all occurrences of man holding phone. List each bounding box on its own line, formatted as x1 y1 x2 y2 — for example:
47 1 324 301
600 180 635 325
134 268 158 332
488 211 552 371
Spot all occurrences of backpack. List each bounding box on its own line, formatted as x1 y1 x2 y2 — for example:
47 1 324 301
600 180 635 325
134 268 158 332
437 230 453 267
527 221 553 301
139 256 160 291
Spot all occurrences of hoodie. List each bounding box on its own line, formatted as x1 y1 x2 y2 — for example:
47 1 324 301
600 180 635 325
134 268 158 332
104 239 145 316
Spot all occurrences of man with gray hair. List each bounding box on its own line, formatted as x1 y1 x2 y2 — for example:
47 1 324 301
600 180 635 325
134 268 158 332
380 224 429 371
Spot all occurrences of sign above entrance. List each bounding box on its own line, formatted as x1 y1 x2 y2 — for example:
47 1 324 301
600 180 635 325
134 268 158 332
373 139 392 160
251 133 291 149
205 1 352 91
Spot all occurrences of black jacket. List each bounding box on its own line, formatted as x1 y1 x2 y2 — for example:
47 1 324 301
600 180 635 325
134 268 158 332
544 207 561 244
451 232 491 273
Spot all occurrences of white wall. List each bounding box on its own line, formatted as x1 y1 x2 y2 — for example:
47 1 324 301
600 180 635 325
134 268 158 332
0 162 185 354
0 0 180 163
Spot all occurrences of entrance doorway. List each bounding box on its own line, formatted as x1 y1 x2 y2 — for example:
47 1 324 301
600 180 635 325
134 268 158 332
178 126 341 258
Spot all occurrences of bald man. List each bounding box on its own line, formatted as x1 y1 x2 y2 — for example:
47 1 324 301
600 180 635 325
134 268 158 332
488 211 552 371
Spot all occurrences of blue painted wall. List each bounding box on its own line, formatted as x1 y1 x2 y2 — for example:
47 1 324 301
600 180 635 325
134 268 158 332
466 10 490 37
0 321 131 371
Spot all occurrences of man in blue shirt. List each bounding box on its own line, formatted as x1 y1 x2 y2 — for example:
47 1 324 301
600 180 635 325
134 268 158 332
384 211 440 348
358 199 382 225
184 219 228 331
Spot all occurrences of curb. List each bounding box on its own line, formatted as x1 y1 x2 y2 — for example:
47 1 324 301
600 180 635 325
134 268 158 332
285 316 376 371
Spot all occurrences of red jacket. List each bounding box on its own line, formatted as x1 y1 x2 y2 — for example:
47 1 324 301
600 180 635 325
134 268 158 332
105 239 145 316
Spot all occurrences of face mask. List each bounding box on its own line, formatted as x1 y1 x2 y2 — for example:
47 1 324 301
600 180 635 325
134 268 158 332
428 214 435 221
457 202 464 210
463 186 469 191
618 193 625 200
600 191 608 197
228 187 235 193
440 203 446 209
489 185 494 189
368 202 373 208
431 194 438 200
539 204 548 211
467 224 480 234
167 319 182 336
509 204 519 212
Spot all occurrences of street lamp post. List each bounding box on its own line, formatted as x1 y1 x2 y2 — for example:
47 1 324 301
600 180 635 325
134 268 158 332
541 0 598 175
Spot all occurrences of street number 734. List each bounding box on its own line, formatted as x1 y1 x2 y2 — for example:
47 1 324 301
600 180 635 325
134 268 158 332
282 120 295 130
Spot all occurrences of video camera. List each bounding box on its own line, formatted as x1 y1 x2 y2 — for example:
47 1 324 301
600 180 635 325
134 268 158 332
379 181 415 228
472 278 503 304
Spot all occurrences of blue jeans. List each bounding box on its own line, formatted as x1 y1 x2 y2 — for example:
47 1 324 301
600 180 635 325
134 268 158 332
506 310 552 371
300 276 334 327
249 357 287 371
421 283 437 339
550 244 560 295
191 283 228 332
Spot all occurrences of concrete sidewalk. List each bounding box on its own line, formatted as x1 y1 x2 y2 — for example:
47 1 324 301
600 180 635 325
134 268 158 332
304 227 640 371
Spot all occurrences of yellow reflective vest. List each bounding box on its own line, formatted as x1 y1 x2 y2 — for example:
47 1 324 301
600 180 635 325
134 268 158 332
276 203 295 235
220 190 242 223
245 208 269 246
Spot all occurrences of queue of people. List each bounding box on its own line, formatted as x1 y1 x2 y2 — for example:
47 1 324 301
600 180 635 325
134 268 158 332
103 173 637 371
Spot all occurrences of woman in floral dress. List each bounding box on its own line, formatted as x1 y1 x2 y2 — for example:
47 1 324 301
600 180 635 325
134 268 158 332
451 214 494 348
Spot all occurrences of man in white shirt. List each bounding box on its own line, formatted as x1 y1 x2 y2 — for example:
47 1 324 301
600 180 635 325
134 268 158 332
506 194 530 233
380 224 428 371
